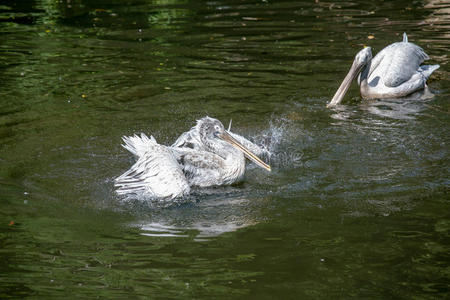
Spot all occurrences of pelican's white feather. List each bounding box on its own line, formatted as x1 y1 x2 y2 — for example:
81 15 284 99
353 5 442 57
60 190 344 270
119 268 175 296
115 134 190 199
375 42 428 88
175 147 245 187
122 133 155 158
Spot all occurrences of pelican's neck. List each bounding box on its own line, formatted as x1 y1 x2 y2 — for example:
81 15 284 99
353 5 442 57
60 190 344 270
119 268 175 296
202 137 225 158
328 59 363 107
328 47 373 107
222 149 246 184
358 60 371 97
207 140 246 184
358 61 370 84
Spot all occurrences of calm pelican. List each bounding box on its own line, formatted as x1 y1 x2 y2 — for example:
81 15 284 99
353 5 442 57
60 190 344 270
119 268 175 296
327 33 439 107
115 117 271 199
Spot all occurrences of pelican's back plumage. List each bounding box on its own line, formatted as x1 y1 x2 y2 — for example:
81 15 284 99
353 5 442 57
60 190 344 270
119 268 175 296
377 42 428 87
362 33 439 99
366 34 428 88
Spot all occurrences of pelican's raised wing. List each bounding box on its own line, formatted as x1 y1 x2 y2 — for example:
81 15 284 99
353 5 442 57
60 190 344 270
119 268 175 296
115 134 190 199
171 127 204 150
375 41 429 88
121 133 154 158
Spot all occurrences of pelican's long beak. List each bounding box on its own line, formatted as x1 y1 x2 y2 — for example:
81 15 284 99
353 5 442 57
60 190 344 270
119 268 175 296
327 59 363 108
219 131 271 172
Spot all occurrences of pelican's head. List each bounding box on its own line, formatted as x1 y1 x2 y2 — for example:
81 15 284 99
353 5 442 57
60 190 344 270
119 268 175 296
197 116 225 141
327 47 372 107
354 46 372 68
197 117 271 171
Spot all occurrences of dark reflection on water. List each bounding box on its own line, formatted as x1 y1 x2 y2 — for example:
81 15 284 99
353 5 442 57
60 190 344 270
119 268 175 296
1 0 449 298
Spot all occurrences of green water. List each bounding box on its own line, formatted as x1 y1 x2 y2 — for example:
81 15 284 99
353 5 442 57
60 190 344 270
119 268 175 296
1 0 449 298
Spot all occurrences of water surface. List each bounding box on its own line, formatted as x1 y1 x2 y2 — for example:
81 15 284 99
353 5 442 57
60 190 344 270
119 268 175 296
1 0 449 298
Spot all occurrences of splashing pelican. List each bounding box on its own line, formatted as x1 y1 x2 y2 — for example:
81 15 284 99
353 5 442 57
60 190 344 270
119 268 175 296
327 33 439 107
115 117 271 200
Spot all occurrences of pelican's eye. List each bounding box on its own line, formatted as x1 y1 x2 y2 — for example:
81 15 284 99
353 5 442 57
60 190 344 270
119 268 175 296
213 125 221 135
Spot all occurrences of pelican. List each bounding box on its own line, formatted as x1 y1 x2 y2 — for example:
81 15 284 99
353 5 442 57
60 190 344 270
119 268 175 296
327 33 439 107
172 118 271 159
115 117 271 200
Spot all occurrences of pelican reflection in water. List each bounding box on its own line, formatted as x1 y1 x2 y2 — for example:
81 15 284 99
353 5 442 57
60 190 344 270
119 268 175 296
327 33 439 107
115 117 271 200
